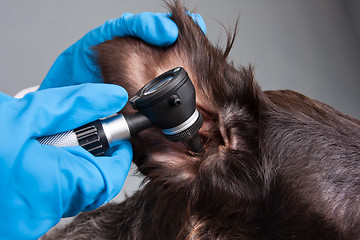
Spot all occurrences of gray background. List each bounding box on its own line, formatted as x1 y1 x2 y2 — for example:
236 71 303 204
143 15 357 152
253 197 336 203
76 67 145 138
0 0 359 230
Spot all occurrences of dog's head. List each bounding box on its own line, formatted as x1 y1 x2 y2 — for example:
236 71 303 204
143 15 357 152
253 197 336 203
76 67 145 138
93 1 360 238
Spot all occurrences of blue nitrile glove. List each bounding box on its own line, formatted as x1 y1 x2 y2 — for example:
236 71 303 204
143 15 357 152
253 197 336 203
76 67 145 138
39 12 206 90
0 84 132 240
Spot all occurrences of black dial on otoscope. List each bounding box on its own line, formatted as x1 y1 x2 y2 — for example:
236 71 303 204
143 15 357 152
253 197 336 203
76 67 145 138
130 67 204 153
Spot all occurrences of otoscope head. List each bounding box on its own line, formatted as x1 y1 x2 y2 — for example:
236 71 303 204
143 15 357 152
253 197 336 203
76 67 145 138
129 67 204 154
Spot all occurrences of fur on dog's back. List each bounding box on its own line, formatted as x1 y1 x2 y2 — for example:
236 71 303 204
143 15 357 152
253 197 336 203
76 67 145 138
43 1 360 239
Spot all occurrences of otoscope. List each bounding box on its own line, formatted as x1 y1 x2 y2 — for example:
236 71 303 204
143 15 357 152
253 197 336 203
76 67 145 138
37 67 204 156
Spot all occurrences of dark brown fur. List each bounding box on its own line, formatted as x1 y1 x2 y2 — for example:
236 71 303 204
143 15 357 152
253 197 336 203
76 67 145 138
44 1 360 239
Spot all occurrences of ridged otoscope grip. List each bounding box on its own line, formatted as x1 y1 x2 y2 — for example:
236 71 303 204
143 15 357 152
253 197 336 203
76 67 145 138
74 120 109 156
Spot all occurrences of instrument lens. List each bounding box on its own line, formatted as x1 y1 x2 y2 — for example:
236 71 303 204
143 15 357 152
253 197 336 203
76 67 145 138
144 75 173 95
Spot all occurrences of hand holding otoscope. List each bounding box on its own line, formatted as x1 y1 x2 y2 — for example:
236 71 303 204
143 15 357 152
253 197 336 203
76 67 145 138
37 67 204 156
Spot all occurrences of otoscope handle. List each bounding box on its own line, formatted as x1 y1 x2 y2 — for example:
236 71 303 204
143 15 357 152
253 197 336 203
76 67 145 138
37 113 152 156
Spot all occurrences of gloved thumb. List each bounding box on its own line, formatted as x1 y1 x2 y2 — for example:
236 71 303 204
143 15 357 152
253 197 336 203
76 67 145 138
16 83 128 137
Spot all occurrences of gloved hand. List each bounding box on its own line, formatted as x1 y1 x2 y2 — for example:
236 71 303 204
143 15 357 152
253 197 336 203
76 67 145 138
39 12 206 90
0 84 132 239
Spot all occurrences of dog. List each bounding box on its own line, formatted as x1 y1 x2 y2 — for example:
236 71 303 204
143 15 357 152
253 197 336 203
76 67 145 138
43 1 360 239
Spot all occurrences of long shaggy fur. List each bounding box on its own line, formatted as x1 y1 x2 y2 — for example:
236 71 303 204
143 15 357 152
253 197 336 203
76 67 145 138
43 1 360 239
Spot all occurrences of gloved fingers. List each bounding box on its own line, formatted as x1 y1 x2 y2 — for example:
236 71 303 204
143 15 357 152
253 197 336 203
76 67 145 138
19 141 131 218
117 12 206 46
103 12 179 47
17 142 107 218
60 141 132 214
18 83 128 137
